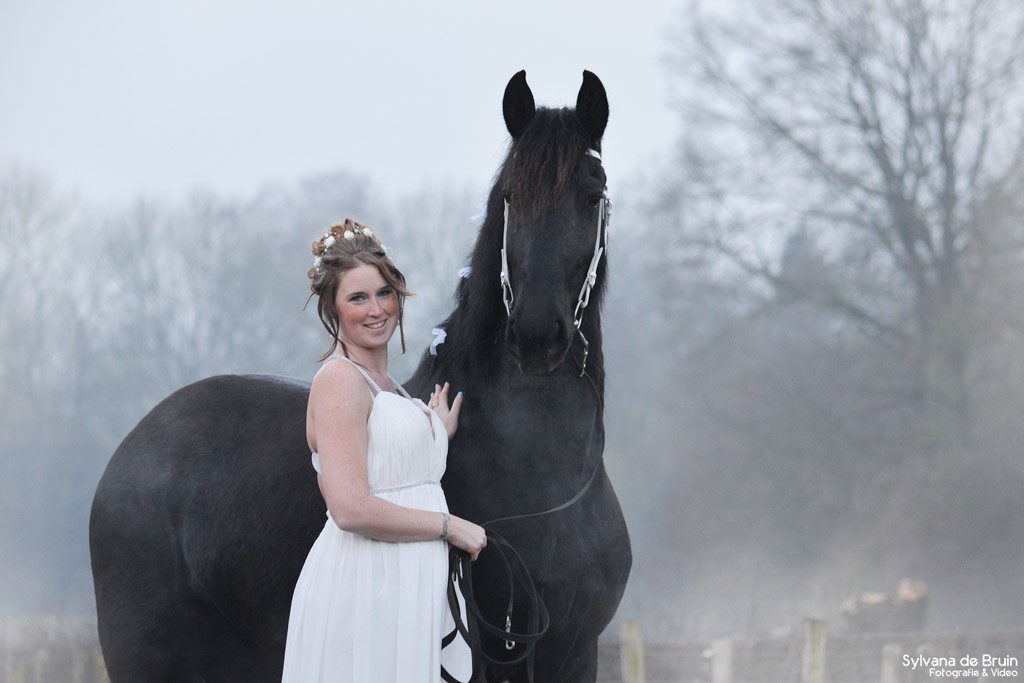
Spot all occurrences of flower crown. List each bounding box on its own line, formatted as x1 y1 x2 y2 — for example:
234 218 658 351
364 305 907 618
309 220 376 279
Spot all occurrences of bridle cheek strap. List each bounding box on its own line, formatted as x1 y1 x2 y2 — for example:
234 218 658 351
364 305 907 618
571 194 611 376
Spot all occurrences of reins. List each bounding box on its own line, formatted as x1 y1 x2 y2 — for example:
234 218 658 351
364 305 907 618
442 531 547 683
441 464 601 683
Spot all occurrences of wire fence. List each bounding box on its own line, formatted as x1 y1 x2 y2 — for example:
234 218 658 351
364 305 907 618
1 616 1022 683
598 620 1024 683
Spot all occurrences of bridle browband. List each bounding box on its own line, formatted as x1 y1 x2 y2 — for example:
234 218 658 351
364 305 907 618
499 147 613 377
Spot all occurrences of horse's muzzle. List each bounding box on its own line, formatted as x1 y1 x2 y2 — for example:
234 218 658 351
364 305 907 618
506 315 572 375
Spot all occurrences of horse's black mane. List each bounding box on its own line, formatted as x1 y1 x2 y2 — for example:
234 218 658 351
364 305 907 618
413 107 601 379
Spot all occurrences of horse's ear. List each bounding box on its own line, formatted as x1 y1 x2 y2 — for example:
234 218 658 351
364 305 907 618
503 70 536 139
576 70 608 151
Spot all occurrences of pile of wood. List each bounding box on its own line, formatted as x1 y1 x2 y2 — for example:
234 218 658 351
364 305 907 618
840 579 928 633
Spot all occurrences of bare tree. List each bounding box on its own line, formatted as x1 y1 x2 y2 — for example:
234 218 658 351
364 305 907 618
662 0 1024 444
0 167 98 611
622 1 1024 635
0 168 77 421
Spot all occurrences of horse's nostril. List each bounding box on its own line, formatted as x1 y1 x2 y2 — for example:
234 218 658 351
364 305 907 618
552 318 565 341
510 314 566 349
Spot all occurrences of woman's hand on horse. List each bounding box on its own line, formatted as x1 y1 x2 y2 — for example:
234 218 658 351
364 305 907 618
448 516 487 561
429 382 462 440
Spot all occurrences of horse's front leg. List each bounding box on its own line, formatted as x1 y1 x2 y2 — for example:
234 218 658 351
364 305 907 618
530 594 601 683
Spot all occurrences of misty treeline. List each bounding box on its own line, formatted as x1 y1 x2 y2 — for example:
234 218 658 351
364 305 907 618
0 166 482 614
3 0 1024 641
609 0 1024 636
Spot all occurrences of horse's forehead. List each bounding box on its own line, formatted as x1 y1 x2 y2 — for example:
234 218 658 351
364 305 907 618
503 154 605 218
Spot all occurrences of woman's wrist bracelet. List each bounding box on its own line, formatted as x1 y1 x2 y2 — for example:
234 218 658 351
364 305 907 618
440 513 450 539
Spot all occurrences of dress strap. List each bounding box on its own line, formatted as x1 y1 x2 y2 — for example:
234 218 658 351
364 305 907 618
389 376 414 401
322 354 414 399
322 354 382 395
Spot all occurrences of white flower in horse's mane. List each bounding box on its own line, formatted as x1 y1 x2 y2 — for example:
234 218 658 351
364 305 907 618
430 327 447 356
459 266 472 279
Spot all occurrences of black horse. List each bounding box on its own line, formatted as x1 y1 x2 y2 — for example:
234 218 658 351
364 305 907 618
90 70 631 683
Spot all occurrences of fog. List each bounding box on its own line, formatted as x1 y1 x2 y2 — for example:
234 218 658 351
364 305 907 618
2 0 1024 643
0 0 679 204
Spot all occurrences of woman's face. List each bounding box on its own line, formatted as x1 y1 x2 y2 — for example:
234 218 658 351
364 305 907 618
333 263 399 353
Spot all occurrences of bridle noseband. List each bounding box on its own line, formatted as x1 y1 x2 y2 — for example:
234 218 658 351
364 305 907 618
499 148 613 377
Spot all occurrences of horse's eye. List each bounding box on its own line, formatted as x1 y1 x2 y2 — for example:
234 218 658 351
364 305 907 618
587 195 603 209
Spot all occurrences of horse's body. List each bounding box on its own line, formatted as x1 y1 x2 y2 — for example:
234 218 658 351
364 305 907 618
90 70 631 683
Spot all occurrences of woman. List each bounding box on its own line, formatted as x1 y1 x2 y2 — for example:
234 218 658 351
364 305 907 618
282 219 486 682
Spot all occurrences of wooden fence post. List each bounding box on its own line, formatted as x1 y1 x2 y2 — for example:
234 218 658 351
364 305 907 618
711 638 733 683
71 651 85 683
619 619 645 683
33 647 49 683
8 659 26 683
880 642 902 683
801 618 827 683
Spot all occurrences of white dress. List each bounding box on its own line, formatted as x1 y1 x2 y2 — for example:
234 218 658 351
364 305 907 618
281 356 472 682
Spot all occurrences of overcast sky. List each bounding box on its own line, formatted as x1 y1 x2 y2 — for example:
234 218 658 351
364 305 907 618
1 1 685 204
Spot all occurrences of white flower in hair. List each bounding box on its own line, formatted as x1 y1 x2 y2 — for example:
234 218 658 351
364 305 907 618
324 235 336 247
313 256 323 271
362 228 373 237
344 230 355 240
